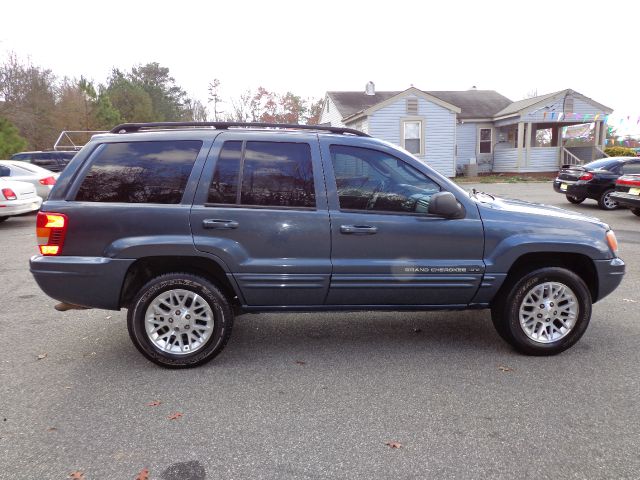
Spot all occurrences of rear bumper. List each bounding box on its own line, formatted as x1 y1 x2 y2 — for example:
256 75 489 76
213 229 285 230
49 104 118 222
552 179 599 199
0 197 42 217
610 192 640 209
593 257 625 302
30 255 134 310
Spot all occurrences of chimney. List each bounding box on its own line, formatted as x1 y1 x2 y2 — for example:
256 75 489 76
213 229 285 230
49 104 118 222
365 81 375 96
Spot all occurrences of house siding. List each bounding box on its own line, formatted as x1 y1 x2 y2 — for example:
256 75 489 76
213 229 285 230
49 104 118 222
345 117 369 134
456 122 477 172
523 95 609 123
320 96 346 127
368 95 456 177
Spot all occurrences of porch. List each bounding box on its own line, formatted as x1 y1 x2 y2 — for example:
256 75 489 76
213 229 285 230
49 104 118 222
492 121 608 173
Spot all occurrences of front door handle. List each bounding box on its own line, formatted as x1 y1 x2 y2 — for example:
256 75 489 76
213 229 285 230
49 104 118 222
203 219 239 229
340 225 378 235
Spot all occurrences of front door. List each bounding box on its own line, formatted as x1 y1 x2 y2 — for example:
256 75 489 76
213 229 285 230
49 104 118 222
191 132 331 306
321 141 485 306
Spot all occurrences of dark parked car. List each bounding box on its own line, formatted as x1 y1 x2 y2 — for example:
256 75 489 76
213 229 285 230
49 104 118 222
30 122 624 368
611 174 640 217
10 151 76 173
553 156 640 210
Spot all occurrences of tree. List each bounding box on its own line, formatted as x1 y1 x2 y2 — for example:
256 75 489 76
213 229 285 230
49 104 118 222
0 116 28 157
305 98 323 125
0 53 58 149
129 62 191 121
106 69 154 122
207 79 223 121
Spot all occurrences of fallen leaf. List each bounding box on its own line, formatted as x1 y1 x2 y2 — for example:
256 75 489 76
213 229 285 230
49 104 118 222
69 472 85 479
498 365 513 372
623 298 637 303
46 427 57 432
64 386 72 390
167 412 183 420
106 315 112 319
146 400 161 407
135 467 150 480
385 441 402 449
37 353 47 360
295 360 306 365
413 328 422 333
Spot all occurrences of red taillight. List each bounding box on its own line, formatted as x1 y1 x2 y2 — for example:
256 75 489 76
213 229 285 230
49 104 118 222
616 177 640 187
579 172 594 181
2 188 17 200
36 212 68 256
39 176 56 186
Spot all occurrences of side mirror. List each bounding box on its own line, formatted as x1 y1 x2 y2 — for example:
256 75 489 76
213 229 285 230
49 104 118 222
428 191 464 219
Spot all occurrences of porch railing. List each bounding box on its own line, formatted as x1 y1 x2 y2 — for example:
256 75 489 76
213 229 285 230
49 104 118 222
561 147 582 167
595 146 610 158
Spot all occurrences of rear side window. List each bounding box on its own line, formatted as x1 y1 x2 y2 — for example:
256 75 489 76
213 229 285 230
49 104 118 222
75 140 202 203
622 162 640 175
208 141 315 208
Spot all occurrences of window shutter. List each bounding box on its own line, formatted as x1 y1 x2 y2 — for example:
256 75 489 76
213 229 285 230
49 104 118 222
406 98 418 115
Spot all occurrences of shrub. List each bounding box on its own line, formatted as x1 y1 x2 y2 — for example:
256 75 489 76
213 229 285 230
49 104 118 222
604 146 637 157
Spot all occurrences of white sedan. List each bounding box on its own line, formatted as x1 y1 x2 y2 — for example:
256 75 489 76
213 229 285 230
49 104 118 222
0 178 42 223
0 160 58 200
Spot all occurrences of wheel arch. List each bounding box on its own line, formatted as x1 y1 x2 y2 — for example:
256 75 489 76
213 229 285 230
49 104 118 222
120 255 242 309
495 252 598 304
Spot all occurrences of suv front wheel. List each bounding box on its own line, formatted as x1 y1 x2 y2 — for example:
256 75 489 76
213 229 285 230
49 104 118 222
127 273 233 368
491 267 591 355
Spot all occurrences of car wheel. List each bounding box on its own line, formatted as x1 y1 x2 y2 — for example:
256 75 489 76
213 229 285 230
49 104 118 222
127 273 233 368
565 194 585 204
597 189 619 210
0 217 8 223
491 267 591 355
631 208 640 217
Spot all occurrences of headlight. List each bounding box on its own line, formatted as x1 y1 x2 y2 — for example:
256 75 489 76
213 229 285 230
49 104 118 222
606 230 618 256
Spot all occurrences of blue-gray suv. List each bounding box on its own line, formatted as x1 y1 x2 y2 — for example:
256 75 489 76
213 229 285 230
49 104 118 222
30 122 625 367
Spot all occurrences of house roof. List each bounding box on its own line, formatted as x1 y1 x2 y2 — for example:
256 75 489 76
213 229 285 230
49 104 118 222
493 90 565 118
327 89 513 121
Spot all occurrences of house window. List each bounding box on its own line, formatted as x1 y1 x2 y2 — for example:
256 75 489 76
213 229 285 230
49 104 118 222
402 120 422 155
479 128 492 154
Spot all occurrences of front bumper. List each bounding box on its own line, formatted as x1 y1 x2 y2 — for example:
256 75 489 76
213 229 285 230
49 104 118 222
593 257 625 302
0 196 42 218
30 255 134 310
610 192 640 210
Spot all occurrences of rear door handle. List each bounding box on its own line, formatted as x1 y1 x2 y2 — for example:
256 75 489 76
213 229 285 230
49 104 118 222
203 219 239 229
340 225 378 235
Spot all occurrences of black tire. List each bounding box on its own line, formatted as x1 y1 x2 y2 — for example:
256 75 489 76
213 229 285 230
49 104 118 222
632 208 640 217
490 267 591 356
127 273 233 368
565 194 585 204
0 217 8 223
597 189 619 210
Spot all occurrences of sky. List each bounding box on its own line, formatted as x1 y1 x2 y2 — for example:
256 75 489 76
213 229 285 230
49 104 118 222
2 0 640 135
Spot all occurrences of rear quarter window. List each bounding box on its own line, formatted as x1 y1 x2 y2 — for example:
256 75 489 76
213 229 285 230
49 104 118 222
74 140 202 203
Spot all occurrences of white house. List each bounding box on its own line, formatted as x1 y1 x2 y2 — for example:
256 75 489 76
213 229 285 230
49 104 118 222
320 83 613 177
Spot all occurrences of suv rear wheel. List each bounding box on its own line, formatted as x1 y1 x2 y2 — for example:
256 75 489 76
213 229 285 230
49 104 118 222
127 273 233 368
491 267 591 355
631 208 640 217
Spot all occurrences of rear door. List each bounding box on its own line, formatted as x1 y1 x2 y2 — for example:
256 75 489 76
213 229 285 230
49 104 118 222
190 132 331 307
320 138 485 306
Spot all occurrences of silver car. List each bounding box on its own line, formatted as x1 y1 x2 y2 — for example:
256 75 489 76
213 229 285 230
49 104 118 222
0 160 58 200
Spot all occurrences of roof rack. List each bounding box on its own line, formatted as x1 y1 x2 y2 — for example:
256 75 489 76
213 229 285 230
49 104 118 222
109 121 370 137
53 130 108 151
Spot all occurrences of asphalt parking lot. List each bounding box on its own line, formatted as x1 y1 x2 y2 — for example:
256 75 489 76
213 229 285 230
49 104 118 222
1 182 639 480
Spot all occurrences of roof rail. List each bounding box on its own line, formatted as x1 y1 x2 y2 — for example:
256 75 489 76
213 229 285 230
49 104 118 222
109 121 370 137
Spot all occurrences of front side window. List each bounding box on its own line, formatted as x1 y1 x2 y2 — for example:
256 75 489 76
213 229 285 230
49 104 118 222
402 120 422 155
330 145 440 214
479 128 492 153
0 166 10 177
75 140 202 203
207 141 315 208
